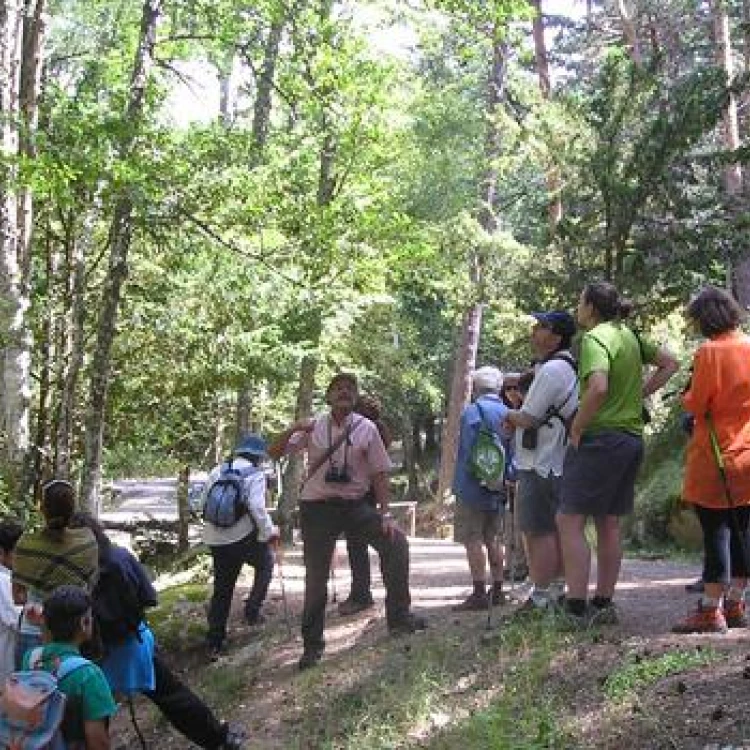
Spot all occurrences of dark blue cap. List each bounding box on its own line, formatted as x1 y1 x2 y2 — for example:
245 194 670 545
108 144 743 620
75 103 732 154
531 310 577 338
233 434 267 457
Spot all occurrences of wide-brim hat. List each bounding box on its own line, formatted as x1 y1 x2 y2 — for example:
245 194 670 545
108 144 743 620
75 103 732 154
233 434 267 457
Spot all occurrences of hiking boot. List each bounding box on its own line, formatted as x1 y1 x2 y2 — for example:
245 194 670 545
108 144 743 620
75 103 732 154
220 722 247 750
298 647 323 671
685 578 705 594
588 602 619 626
724 599 748 628
338 596 375 616
389 612 428 636
551 597 589 631
671 603 728 634
452 592 489 612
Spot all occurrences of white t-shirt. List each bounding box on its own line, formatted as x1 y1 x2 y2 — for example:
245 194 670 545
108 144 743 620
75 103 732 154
0 564 20 684
514 353 578 478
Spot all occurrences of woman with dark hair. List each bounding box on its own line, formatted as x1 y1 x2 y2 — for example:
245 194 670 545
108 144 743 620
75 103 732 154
69 513 244 750
672 286 750 633
12 479 98 666
557 282 678 624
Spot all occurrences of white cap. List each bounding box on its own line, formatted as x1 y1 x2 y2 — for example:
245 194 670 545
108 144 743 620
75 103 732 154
472 366 503 393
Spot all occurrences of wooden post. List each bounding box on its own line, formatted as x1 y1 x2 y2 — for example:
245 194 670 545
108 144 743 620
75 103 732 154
177 464 190 552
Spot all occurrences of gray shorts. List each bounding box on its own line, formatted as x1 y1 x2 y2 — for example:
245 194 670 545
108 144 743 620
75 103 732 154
559 430 644 517
517 470 561 536
454 502 503 545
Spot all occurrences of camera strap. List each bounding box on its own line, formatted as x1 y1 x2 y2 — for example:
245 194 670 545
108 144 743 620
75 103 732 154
303 416 359 486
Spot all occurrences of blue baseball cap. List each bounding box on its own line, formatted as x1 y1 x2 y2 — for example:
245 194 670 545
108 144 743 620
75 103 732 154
531 310 577 338
233 434 267 457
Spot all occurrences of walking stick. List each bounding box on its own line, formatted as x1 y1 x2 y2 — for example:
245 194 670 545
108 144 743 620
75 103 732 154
275 543 293 638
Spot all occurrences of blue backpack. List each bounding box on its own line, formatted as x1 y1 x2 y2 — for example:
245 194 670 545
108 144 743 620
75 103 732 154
202 461 255 528
0 648 90 749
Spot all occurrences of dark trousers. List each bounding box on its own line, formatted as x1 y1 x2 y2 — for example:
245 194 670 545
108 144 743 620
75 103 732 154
345 491 378 601
207 533 274 648
144 650 226 749
695 505 750 583
300 500 410 651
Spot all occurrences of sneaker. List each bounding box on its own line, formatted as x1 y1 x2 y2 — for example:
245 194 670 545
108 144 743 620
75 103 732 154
389 612 428 636
685 578 705 594
671 603 728 634
452 592 489 612
298 647 323 671
588 602 619 626
338 596 375 616
220 722 246 750
244 612 266 626
724 599 748 628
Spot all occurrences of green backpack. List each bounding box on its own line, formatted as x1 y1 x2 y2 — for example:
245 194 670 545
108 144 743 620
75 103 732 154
469 402 506 492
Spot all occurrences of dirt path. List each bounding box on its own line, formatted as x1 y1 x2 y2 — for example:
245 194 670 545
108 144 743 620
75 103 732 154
107 538 750 750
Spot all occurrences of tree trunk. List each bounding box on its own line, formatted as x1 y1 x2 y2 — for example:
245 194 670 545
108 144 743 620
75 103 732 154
176 465 189 552
402 414 419 500
616 0 643 66
252 15 285 152
278 354 317 541
437 28 506 504
531 0 563 230
80 0 162 514
0 0 31 507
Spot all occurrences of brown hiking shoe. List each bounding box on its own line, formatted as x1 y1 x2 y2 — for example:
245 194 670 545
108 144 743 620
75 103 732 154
671 603 728 634
724 599 748 628
452 592 489 612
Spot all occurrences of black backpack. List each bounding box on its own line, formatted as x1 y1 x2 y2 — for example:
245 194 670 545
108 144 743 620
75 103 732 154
93 555 147 648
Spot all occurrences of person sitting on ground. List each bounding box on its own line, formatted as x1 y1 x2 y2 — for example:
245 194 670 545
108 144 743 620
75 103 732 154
557 282 678 625
12 478 98 666
0 519 23 684
268 371 426 671
338 392 393 616
451 366 514 612
504 310 578 614
672 286 750 634
201 434 279 660
24 585 117 750
69 513 245 750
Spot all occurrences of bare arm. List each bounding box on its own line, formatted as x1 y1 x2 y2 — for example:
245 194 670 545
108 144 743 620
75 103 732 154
569 371 609 447
84 719 110 750
505 409 537 430
643 345 679 398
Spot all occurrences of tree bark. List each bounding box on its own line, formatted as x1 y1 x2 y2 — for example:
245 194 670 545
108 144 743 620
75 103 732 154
531 0 563 230
80 0 162 515
252 15 285 152
616 0 643 66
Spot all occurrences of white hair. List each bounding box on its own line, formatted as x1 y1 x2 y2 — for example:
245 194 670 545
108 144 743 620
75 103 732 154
472 366 503 394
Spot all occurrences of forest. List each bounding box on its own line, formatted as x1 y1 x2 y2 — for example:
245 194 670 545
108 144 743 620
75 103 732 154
0 0 747 533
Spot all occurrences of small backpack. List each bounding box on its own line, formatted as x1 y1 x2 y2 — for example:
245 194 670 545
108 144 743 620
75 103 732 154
0 648 90 750
202 461 253 528
469 402 507 492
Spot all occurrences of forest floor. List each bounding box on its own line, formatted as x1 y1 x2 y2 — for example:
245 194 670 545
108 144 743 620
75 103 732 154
106 536 750 750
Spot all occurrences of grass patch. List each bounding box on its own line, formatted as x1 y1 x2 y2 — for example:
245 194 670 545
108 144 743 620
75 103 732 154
604 647 719 700
147 581 209 648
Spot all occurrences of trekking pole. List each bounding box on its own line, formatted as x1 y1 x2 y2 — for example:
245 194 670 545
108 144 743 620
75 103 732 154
275 543 293 639
706 413 750 573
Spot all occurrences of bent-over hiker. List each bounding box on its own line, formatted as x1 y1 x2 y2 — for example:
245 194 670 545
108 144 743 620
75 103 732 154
268 372 427 671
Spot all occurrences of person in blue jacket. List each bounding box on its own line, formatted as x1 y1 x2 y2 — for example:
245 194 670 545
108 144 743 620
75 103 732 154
452 366 515 611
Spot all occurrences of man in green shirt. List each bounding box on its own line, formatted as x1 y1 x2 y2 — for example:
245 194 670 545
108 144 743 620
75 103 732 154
23 585 117 749
558 282 678 625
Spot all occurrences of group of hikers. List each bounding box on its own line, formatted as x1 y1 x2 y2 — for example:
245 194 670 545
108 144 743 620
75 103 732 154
2 279 750 747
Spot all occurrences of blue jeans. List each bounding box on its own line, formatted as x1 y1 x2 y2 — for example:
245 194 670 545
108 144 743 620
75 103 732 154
206 533 273 648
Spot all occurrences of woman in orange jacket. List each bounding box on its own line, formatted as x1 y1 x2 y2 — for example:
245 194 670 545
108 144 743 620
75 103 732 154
673 286 750 634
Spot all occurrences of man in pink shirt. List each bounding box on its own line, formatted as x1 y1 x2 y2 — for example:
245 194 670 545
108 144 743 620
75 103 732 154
268 372 426 670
